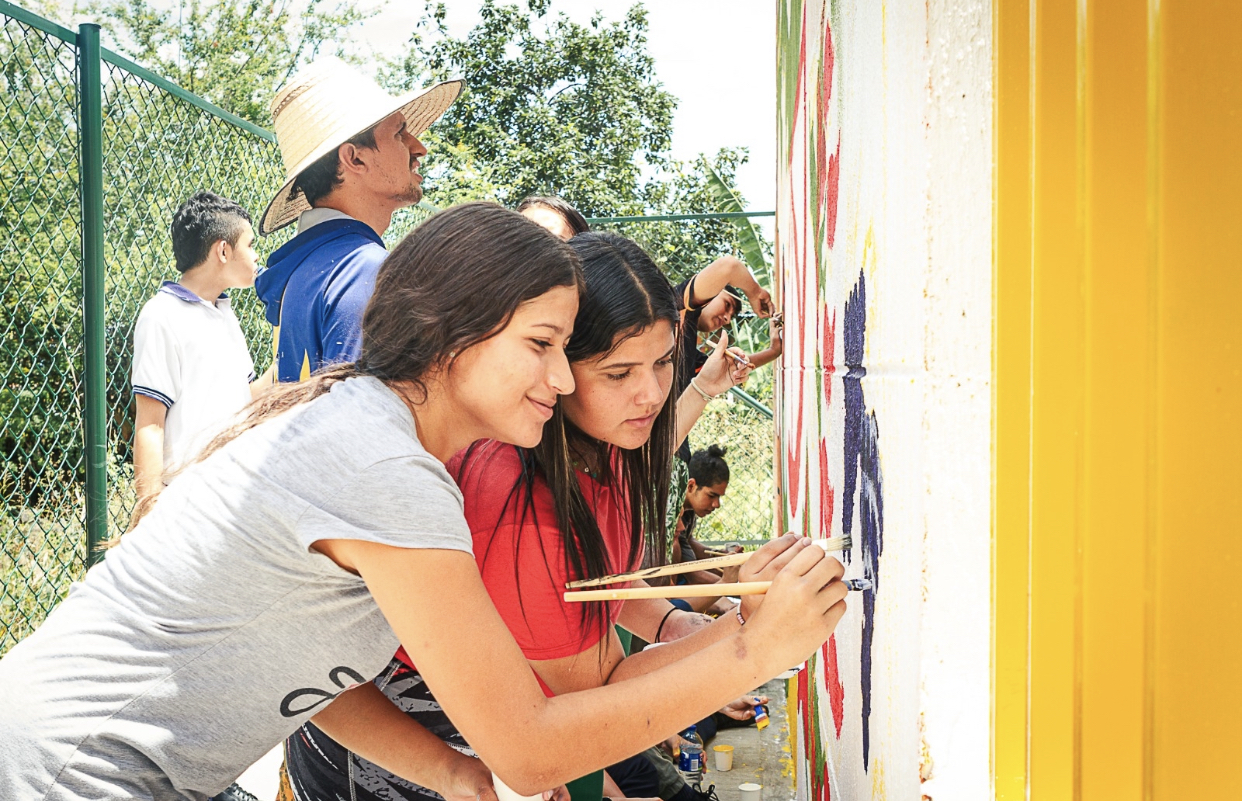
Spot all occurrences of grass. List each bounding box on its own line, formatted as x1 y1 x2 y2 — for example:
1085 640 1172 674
0 460 136 656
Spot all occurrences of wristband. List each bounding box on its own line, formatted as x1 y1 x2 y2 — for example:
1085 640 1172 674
736 606 747 626
689 377 716 402
655 607 678 643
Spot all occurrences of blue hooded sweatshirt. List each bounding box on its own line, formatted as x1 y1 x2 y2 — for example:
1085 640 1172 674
255 219 387 382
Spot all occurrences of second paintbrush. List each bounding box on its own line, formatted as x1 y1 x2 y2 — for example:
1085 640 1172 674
564 577 873 603
564 535 850 589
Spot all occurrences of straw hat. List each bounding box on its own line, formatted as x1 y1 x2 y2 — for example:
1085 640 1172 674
259 57 463 236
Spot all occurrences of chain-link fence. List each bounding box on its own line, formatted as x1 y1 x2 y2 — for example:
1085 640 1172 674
0 4 298 652
1 0 775 655
1 3 86 655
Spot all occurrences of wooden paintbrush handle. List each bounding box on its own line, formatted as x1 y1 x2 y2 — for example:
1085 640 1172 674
564 582 773 602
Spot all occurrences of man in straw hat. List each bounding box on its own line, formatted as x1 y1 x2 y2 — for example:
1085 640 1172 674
255 58 462 383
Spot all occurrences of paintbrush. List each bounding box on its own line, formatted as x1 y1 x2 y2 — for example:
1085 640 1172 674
564 536 851 589
703 338 753 368
564 577 872 603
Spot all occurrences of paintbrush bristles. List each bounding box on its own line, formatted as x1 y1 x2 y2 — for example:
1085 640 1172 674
563 536 849 589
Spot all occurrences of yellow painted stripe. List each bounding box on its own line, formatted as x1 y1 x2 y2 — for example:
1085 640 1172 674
993 0 1033 797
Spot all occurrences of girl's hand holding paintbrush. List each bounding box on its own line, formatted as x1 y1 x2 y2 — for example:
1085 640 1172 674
694 330 753 397
735 533 846 627
734 535 849 668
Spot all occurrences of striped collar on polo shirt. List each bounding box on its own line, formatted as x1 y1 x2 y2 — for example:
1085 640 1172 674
159 281 230 308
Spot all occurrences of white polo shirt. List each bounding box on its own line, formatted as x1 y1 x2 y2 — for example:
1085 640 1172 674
131 281 256 476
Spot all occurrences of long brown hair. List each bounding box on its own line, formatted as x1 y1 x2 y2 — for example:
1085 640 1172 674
458 231 678 644
127 202 582 531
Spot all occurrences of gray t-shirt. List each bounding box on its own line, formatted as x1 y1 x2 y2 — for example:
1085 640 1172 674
0 377 472 800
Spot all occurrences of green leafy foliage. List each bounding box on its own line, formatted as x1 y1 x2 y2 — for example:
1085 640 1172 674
386 0 674 215
89 0 373 126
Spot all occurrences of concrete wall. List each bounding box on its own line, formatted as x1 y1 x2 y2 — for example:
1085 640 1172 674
774 1 991 798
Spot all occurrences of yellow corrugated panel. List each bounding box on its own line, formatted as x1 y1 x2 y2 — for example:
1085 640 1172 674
993 0 1032 797
1152 3 1242 796
995 0 1242 797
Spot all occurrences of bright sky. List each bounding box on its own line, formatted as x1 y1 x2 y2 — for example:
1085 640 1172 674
359 0 777 213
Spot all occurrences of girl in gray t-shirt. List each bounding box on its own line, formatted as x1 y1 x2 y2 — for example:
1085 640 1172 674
0 203 848 801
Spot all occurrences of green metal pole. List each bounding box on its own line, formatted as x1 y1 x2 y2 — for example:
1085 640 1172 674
78 23 108 566
727 386 774 418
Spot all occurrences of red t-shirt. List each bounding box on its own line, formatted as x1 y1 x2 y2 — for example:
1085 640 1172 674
395 441 640 692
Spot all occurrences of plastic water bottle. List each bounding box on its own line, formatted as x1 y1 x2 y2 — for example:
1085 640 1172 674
678 725 705 783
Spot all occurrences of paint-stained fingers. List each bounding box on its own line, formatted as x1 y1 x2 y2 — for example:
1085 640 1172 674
769 535 832 581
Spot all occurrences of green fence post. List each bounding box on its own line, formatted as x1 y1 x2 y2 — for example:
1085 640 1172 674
78 23 108 566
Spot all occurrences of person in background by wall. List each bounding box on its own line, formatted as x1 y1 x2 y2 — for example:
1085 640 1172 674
254 58 462 383
667 255 779 550
673 256 780 453
131 191 265 508
679 444 733 562
664 445 739 616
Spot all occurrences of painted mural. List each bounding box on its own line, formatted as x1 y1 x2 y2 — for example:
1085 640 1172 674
775 1 994 799
776 1 896 799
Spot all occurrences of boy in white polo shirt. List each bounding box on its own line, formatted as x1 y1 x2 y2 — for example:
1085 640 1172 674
131 191 261 504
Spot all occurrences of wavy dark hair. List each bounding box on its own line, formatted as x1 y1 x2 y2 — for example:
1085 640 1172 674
127 202 582 531
457 231 679 645
516 195 591 237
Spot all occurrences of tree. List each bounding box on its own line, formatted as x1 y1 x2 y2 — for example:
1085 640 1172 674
386 0 676 216
89 0 372 126
384 2 769 297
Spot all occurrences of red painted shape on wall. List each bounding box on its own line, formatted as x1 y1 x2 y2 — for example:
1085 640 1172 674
815 17 837 249
824 634 845 739
788 367 805 519
818 437 835 540
797 666 812 758
823 134 842 249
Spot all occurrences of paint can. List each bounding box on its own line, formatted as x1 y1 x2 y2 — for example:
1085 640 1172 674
712 744 734 771
752 698 770 730
739 782 762 801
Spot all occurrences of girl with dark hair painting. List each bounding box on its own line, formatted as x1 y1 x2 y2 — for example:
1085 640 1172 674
0 207 848 801
281 232 849 801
